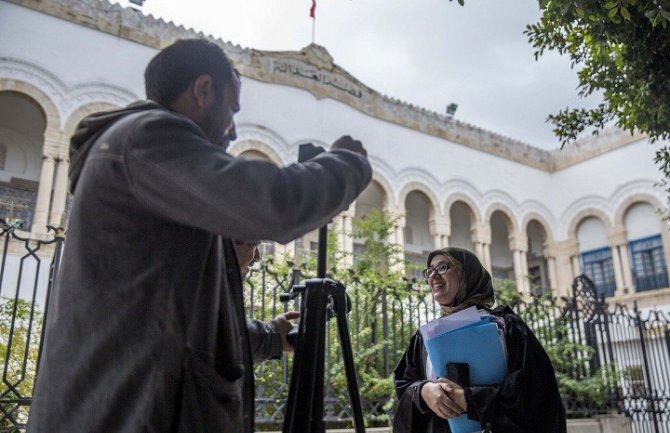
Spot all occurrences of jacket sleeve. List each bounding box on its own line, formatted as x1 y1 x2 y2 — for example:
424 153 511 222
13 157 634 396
246 319 282 362
393 332 432 433
123 111 372 243
464 312 567 433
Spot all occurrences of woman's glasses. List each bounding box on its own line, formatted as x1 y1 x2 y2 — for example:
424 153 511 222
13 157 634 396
422 262 451 280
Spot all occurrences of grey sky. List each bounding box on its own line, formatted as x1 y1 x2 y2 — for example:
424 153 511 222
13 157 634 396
115 0 603 150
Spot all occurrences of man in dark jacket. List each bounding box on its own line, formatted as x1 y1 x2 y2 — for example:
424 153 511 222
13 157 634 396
235 239 300 360
27 39 371 433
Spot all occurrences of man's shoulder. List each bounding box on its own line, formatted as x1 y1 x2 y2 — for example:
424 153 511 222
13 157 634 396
124 105 196 130
115 105 207 146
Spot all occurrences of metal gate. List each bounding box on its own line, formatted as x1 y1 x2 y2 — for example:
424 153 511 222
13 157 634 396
1 222 669 431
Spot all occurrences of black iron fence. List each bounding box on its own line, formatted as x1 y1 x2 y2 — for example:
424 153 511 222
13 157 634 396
0 224 669 432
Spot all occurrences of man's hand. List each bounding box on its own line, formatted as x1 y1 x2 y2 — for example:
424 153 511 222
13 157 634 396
331 135 367 157
419 379 467 420
271 311 300 353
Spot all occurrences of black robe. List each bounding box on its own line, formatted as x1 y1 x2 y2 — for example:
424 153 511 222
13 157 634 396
393 306 567 433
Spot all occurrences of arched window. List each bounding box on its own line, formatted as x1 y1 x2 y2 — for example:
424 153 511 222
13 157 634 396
625 203 668 291
578 217 615 296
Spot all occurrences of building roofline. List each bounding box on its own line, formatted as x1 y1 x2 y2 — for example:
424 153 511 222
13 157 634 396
5 0 642 171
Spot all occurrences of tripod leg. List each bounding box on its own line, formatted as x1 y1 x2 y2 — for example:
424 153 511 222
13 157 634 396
332 287 366 433
282 280 327 433
282 294 305 433
311 308 326 433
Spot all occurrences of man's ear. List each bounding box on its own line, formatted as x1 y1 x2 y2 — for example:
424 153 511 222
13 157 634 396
192 74 215 108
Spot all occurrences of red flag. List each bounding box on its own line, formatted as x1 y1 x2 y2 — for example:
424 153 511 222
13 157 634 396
309 0 316 18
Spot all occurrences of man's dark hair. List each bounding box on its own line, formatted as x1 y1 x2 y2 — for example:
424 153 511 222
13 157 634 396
144 39 235 105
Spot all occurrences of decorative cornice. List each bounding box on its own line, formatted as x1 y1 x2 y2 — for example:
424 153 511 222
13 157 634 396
5 0 648 171
550 127 648 170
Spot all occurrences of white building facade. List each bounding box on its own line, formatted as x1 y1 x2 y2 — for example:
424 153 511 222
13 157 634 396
1 0 668 307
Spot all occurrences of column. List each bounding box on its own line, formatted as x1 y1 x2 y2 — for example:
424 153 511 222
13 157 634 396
429 216 450 250
610 246 625 296
520 250 530 292
388 211 405 273
509 232 529 294
48 157 69 227
471 223 491 270
273 241 296 265
549 239 580 298
32 155 56 233
547 257 558 293
474 242 484 262
608 228 631 296
543 241 558 293
339 206 355 268
331 213 346 266
483 245 492 272
343 212 354 266
512 250 524 293
619 244 634 292
571 254 582 278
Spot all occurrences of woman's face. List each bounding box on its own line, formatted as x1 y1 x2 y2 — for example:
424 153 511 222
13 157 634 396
427 254 460 306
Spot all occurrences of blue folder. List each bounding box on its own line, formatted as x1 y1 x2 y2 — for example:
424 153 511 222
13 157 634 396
423 317 507 433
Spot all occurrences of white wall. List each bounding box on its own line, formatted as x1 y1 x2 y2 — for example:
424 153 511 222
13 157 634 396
0 1 151 97
625 203 663 240
577 217 608 252
0 0 664 250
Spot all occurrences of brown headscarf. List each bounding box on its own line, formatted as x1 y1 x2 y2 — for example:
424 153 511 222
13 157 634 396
426 247 495 316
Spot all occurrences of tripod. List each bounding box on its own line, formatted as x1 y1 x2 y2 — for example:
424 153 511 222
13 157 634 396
280 144 366 433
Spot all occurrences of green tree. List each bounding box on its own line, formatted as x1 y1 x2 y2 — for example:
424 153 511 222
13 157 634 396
453 0 670 209
248 209 425 428
0 297 42 430
523 0 670 146
328 209 411 423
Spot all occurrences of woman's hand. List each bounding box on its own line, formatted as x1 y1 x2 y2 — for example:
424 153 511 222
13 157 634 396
420 379 467 419
438 378 467 413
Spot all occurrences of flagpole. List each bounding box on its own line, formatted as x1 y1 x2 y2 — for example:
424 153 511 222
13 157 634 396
310 0 316 44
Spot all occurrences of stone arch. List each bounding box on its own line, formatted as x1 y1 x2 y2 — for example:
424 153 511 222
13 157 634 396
489 208 517 280
444 193 482 226
354 179 389 222
234 124 291 164
484 203 519 233
0 81 60 135
568 208 613 241
0 90 48 182
64 102 120 140
0 79 61 136
613 193 665 228
369 172 394 211
396 181 439 218
229 139 283 166
447 196 480 251
521 212 554 243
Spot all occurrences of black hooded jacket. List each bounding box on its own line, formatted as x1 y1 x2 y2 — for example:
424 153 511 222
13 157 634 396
27 101 371 433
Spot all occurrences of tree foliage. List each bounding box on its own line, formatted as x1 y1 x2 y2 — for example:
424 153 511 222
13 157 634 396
450 0 670 144
452 0 670 212
524 0 670 146
0 297 42 429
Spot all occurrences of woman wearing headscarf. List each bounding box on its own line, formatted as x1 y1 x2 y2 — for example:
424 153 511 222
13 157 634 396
393 248 566 433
